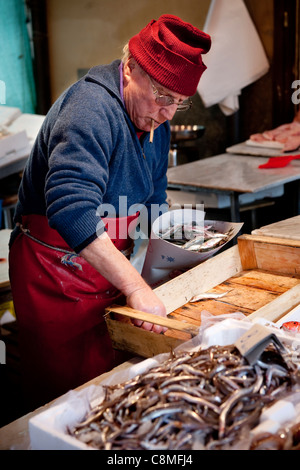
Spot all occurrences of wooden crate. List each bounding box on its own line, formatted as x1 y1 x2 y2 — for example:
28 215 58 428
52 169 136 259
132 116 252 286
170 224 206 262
105 234 300 358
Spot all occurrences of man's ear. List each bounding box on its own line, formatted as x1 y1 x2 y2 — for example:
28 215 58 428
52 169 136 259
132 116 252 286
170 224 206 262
126 57 136 72
123 57 136 84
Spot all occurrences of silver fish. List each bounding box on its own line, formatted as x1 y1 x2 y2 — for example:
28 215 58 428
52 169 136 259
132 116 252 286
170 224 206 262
189 290 231 303
158 222 232 253
69 343 299 451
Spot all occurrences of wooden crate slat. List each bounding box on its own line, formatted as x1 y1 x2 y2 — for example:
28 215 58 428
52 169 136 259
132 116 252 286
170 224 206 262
106 234 300 358
105 314 184 358
224 269 300 293
247 283 300 322
254 242 300 275
153 245 242 314
238 234 300 275
106 306 199 336
238 236 257 270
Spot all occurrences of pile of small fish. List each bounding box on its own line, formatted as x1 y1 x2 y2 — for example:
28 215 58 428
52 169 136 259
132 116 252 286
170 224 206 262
158 222 233 252
69 344 300 450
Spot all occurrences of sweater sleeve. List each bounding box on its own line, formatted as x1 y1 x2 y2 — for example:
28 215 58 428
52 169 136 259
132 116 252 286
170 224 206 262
45 85 118 251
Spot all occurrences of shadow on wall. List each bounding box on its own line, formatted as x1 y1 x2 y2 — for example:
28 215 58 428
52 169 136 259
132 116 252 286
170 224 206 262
171 67 273 162
171 92 229 161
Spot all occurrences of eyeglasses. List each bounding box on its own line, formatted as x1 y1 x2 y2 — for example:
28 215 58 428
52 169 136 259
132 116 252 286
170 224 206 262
148 76 192 112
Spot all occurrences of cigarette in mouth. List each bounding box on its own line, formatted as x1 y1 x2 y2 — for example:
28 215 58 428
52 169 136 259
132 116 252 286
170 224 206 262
150 119 155 143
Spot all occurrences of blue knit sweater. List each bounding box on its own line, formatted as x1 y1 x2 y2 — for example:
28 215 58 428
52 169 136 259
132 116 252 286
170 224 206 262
14 60 170 252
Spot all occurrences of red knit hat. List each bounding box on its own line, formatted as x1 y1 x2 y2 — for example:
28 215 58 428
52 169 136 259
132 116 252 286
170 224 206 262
129 14 211 97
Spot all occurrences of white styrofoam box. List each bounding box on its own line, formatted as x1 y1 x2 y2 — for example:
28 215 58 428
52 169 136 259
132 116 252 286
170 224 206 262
200 318 251 348
28 318 300 450
251 396 300 438
251 419 280 436
0 130 29 159
29 355 169 450
29 396 95 450
0 106 21 127
260 400 296 424
7 113 45 143
166 185 284 210
252 317 300 348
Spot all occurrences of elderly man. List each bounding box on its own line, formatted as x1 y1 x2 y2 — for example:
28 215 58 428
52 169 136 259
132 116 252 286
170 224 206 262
9 14 211 408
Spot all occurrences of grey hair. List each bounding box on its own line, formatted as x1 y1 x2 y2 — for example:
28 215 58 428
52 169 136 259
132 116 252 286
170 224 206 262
121 43 130 64
121 43 147 77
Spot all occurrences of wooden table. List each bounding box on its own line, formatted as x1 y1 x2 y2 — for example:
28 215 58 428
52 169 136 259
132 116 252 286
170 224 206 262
252 215 300 240
167 154 300 222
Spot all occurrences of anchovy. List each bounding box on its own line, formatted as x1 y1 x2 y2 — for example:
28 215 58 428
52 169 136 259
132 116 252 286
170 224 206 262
69 343 300 450
189 290 231 303
192 237 225 252
158 222 233 252
218 386 255 439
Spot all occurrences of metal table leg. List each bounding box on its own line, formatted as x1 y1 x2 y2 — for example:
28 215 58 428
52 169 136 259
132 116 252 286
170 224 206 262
230 192 240 222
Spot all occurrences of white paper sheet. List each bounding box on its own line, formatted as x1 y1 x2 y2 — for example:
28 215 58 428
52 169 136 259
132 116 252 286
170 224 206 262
197 0 269 115
141 209 243 285
7 113 45 143
0 105 21 127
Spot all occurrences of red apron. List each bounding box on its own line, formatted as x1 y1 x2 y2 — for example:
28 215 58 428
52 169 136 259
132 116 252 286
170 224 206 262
9 213 138 410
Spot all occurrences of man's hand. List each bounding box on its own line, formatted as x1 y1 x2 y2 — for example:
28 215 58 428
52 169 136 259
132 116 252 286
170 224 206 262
126 286 167 334
81 233 167 334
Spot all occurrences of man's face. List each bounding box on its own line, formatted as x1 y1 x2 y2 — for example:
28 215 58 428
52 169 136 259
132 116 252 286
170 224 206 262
123 58 188 132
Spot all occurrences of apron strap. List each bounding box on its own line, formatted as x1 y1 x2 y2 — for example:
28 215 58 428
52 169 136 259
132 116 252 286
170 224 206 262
17 222 135 258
